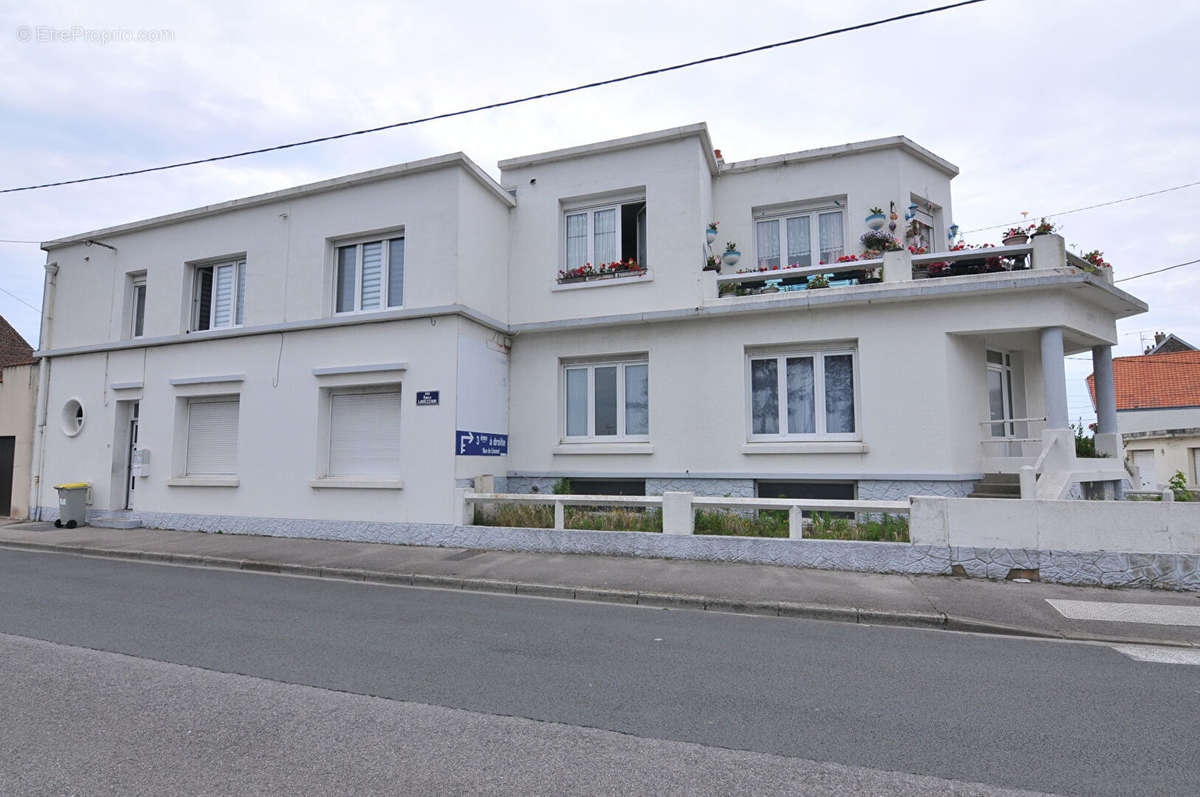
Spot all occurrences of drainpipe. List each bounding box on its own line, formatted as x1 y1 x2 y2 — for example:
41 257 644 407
29 261 57 521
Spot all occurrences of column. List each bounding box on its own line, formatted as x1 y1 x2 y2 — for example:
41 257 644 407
1092 345 1118 437
1040 327 1069 429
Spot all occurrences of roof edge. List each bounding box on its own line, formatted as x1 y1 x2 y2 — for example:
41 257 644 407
721 135 960 178
498 123 718 175
41 152 514 250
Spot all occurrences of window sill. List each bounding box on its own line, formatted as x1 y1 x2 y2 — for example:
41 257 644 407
309 477 405 490
553 443 654 455
166 476 240 487
741 442 867 455
552 272 653 292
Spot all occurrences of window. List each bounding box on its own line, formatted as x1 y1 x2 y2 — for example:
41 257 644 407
192 259 245 331
755 210 844 269
563 359 649 440
747 348 857 440
335 237 404 313
128 274 147 338
185 397 239 476
564 199 647 269
328 387 403 476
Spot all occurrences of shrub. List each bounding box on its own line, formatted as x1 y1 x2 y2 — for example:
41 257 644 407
1168 471 1194 501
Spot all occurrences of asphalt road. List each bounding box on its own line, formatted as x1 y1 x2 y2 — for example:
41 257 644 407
1 549 1197 796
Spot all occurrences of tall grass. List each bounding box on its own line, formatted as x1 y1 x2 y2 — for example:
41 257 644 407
473 503 908 541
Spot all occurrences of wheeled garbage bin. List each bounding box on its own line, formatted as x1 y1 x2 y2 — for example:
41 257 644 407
53 483 89 528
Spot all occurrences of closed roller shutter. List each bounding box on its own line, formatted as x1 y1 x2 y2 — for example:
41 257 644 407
186 399 239 475
329 390 402 476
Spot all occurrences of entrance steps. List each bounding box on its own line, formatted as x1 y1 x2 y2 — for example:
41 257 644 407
969 473 1021 499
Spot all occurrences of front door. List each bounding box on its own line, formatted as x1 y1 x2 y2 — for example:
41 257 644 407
1131 449 1156 491
124 402 139 510
0 436 14 516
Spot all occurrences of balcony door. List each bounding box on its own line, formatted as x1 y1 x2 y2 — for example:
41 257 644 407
986 350 1015 438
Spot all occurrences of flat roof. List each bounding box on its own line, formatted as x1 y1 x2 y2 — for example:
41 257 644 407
721 135 959 177
41 152 515 250
498 122 720 174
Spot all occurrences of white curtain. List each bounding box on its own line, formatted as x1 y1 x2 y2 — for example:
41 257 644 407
593 365 617 435
624 363 648 435
756 220 780 268
818 212 844 262
786 216 811 267
824 354 855 433
566 369 588 436
336 246 356 312
566 213 587 268
786 357 815 434
593 209 617 265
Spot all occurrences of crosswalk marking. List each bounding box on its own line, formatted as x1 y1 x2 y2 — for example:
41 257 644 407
1046 598 1200 627
1111 644 1200 665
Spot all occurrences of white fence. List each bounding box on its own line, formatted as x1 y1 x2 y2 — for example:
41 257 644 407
457 490 909 538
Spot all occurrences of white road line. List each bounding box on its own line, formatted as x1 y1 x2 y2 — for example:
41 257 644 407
1111 644 1200 665
1046 598 1200 627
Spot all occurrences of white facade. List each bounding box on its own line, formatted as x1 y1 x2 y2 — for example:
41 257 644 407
1121 406 1200 490
31 124 1147 530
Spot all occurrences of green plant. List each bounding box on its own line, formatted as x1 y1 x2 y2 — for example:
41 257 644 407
807 513 909 542
552 478 572 495
1072 422 1098 458
707 221 719 230
806 275 830 289
1032 217 1056 235
1168 471 1194 501
868 206 884 215
725 241 739 253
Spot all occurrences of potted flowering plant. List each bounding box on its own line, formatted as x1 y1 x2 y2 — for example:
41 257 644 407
722 241 741 267
1079 249 1111 274
861 230 898 251
1002 226 1032 246
834 253 867 283
556 259 645 284
865 207 887 231
706 221 719 244
806 274 831 289
704 254 721 272
1030 217 1056 236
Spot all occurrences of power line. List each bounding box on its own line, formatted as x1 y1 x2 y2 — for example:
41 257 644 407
0 285 41 313
1114 257 1200 284
962 180 1200 234
0 239 41 244
0 1 986 195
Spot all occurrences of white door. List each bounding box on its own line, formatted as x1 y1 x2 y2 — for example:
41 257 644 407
1131 449 1156 490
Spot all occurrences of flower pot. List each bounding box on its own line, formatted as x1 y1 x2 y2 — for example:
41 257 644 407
722 250 741 267
1002 233 1028 247
702 262 721 273
865 213 886 231
706 227 718 244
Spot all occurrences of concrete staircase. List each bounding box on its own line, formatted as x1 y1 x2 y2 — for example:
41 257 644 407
969 474 1021 499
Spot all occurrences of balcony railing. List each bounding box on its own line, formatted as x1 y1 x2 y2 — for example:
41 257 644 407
710 235 1111 300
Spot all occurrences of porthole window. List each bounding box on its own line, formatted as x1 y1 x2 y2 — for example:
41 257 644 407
61 399 85 437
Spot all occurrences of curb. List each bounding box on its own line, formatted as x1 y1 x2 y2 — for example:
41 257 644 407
2 539 1195 648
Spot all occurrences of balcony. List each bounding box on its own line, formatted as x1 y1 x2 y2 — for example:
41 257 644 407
706 234 1113 302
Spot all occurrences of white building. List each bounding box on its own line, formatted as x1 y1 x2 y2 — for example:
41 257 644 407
30 123 1146 534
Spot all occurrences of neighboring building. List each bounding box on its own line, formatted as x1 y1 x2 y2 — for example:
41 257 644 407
1144 332 1196 355
1089 349 1200 491
0 316 37 518
30 123 1145 535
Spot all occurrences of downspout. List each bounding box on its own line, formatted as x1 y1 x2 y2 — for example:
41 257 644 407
29 261 57 520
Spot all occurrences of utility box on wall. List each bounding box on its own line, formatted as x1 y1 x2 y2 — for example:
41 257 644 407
131 447 150 477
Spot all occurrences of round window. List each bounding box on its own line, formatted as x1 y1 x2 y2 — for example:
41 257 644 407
61 398 85 437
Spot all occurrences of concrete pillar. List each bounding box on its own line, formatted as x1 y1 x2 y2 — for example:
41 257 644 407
1091 345 1120 456
788 505 805 539
1040 327 1069 429
1019 466 1037 500
1031 233 1066 271
882 249 912 283
453 488 473 525
553 500 565 530
662 491 694 535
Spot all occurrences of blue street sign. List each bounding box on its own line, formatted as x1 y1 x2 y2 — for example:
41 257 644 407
456 430 508 456
416 390 439 406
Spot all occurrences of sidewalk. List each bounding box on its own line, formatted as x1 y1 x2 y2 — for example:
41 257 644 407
2 521 1198 647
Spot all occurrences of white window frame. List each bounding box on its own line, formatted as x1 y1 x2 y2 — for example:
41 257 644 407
561 358 650 442
753 205 846 269
745 347 860 442
128 273 147 339
184 395 240 476
191 258 246 331
561 193 647 270
332 233 405 315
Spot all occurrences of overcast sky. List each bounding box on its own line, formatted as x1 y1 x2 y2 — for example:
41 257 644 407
2 0 1197 423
